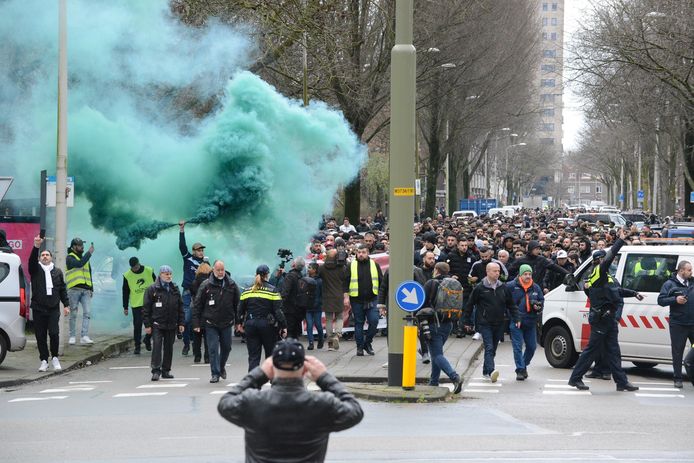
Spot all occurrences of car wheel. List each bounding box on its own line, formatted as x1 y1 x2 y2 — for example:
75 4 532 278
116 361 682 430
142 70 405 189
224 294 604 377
0 334 7 366
632 361 658 369
544 325 578 369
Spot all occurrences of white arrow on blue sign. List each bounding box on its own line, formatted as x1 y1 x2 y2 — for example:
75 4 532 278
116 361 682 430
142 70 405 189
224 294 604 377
395 280 425 312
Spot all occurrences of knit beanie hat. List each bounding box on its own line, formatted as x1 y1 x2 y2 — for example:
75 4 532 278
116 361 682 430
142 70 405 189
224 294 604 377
519 264 533 275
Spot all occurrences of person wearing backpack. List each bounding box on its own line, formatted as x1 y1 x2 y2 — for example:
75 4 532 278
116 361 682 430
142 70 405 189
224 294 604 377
421 262 463 394
506 264 544 381
281 257 307 339
305 263 324 350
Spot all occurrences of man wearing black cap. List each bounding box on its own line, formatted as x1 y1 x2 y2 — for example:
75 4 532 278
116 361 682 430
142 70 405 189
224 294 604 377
218 339 363 463
508 240 569 290
122 257 156 354
178 220 206 356
65 237 95 345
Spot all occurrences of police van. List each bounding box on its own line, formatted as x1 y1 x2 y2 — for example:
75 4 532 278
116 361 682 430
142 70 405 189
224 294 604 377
541 245 691 369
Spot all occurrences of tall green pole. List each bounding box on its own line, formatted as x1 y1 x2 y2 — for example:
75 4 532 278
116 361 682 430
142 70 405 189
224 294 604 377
387 0 416 387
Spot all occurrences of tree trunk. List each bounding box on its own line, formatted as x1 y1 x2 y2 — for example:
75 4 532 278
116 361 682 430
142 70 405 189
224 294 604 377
448 158 458 214
424 144 440 219
461 167 471 200
684 119 694 217
343 121 366 220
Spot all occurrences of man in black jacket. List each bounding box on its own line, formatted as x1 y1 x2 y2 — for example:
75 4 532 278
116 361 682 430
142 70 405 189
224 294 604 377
143 265 184 381
29 236 70 372
445 238 478 338
193 260 240 383
464 262 519 383
280 256 306 339
508 240 569 291
218 338 363 463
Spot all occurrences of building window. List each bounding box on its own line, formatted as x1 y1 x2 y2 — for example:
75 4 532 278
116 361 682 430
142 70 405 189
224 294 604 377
542 108 555 117
581 185 591 194
541 123 555 132
542 3 548 11
552 3 558 11
551 17 558 26
568 173 577 180
543 49 556 58
542 17 548 26
567 186 574 194
540 138 555 145
540 93 555 102
596 185 602 193
543 32 548 40
550 32 557 41
541 64 556 72
541 79 556 87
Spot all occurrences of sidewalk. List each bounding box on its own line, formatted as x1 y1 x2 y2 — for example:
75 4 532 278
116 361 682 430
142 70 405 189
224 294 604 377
0 332 483 390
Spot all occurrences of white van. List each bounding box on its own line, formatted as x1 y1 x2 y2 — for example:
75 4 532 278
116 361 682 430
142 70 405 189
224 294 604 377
541 245 689 369
0 249 28 365
487 207 514 217
451 210 478 219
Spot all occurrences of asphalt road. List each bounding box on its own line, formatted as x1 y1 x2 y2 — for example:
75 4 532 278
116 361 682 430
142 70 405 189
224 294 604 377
1 339 693 463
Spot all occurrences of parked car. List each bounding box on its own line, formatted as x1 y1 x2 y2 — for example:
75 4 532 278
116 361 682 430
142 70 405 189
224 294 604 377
0 247 28 365
451 210 478 220
575 213 628 227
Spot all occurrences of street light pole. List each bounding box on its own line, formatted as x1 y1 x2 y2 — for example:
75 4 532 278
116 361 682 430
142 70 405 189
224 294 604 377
56 0 69 354
387 0 416 387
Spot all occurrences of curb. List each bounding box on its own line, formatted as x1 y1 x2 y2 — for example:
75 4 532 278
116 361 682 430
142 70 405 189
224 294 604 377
0 337 131 389
346 383 450 403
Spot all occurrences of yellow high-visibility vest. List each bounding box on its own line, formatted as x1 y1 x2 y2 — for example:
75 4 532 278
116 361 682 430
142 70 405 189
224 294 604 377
65 252 92 289
349 259 378 297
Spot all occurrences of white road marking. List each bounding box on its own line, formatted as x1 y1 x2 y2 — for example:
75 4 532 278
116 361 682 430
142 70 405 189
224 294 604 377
68 380 112 384
463 389 499 393
40 387 94 393
636 387 681 392
631 381 677 386
634 393 685 398
226 383 239 387
467 382 502 387
161 377 200 381
210 390 228 395
113 392 168 398
109 366 150 370
9 396 68 403
544 384 577 389
136 384 187 389
547 378 592 383
543 390 592 396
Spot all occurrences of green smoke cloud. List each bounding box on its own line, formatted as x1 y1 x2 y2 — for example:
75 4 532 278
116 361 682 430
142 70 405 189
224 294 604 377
1 0 366 276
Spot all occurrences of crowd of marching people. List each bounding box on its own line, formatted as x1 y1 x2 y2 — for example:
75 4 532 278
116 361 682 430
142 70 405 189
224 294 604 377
25 206 694 390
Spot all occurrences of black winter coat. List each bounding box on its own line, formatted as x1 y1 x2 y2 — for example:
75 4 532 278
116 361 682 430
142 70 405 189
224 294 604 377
143 279 184 330
192 274 240 329
218 367 363 463
445 249 477 291
509 254 569 289
280 268 303 314
28 247 69 311
464 278 519 326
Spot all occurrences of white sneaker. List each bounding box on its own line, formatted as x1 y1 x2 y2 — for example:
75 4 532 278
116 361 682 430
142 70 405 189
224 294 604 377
80 336 94 344
472 332 482 340
68 337 76 345
38 360 49 372
482 374 492 382
421 352 431 364
490 370 499 383
51 357 62 371
381 362 389 369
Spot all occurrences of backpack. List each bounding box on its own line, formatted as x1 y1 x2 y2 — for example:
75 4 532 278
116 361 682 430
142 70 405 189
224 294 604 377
433 277 464 320
296 276 317 308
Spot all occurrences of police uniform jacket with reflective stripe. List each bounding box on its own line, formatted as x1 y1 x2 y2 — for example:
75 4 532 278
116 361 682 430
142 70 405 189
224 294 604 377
143 279 184 330
218 367 363 463
658 275 694 326
238 283 287 329
586 238 625 311
192 273 240 329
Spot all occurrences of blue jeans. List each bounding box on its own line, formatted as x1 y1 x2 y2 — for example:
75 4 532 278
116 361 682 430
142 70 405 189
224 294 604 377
428 321 458 386
478 323 505 376
182 290 192 347
305 311 324 344
205 325 232 377
68 288 92 337
351 300 378 348
509 316 537 371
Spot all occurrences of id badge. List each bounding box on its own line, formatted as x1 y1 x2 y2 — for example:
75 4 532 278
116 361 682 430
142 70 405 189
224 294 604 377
209 300 215 306
155 302 163 308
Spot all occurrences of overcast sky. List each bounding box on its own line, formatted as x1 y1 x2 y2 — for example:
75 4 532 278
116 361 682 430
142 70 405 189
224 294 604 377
563 0 591 153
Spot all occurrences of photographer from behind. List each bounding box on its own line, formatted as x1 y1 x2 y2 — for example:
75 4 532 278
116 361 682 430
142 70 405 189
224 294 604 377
218 338 363 463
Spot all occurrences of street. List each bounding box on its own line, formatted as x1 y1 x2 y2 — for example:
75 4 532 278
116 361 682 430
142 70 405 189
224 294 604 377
2 337 692 463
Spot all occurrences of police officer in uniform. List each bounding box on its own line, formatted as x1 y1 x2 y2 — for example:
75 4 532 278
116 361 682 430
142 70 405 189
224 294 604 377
123 257 156 354
568 229 641 392
237 265 288 371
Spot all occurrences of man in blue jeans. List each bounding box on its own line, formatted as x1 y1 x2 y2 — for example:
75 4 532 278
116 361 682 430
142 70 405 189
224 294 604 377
506 264 544 380
464 262 519 383
421 262 463 393
178 220 206 356
343 244 383 356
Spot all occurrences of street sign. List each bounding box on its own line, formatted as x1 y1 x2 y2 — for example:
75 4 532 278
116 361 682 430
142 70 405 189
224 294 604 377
46 176 75 207
618 194 624 202
637 190 644 202
690 192 694 204
0 177 13 202
415 179 421 195
395 280 425 312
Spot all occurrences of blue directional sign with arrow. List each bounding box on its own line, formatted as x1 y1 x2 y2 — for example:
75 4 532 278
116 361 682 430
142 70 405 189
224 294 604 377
395 280 425 312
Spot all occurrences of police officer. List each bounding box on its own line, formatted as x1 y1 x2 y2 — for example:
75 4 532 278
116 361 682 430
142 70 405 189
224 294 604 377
122 257 156 354
568 229 641 392
237 265 288 371
143 265 184 381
